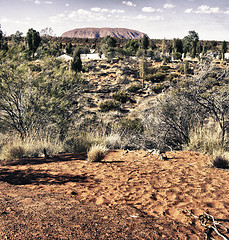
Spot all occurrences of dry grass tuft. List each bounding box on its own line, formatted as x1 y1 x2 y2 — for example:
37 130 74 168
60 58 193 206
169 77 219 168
0 133 64 160
87 144 108 163
185 120 227 157
8 146 25 159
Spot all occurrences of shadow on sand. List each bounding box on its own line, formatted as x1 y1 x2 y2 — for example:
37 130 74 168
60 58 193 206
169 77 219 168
2 152 87 166
0 168 96 186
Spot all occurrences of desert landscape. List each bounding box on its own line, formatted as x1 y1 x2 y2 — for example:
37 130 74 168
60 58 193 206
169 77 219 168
0 2 229 238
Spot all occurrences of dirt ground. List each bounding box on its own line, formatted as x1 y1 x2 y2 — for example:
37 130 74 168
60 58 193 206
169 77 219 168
0 150 229 239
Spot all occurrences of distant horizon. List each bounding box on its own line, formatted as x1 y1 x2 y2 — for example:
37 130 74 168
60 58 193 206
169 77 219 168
1 0 228 41
2 25 228 42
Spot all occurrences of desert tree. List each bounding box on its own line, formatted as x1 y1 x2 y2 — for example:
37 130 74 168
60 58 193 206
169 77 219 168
100 36 116 57
0 26 3 48
40 27 55 37
123 39 139 56
172 38 183 60
141 35 149 50
138 50 147 88
150 92 201 150
222 41 227 60
26 28 41 58
66 42 73 55
11 31 23 44
142 57 228 150
71 49 82 73
183 30 199 58
0 57 84 140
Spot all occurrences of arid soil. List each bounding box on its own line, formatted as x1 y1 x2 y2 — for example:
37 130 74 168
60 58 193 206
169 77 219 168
0 150 229 239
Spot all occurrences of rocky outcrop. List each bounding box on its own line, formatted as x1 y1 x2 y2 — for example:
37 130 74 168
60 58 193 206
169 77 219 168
61 27 147 39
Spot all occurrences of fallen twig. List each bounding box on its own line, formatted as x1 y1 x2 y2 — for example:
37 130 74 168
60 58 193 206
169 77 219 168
185 210 229 240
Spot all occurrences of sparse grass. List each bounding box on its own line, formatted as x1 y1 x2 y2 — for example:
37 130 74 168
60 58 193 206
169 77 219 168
185 120 228 158
87 144 108 162
65 132 107 153
105 133 122 149
0 133 64 160
64 127 124 153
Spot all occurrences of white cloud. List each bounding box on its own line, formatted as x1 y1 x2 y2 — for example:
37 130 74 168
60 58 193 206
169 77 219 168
142 7 163 13
142 7 156 13
122 1 136 7
0 17 30 33
50 13 66 23
111 9 125 14
196 5 220 14
50 8 125 24
157 9 164 13
185 8 193 14
225 9 229 14
91 7 109 13
185 5 222 14
65 3 69 7
135 15 164 21
90 8 125 14
34 0 41 5
44 1 53 4
164 3 175 9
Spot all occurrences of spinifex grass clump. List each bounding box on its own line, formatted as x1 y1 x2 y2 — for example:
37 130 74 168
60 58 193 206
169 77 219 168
87 144 108 162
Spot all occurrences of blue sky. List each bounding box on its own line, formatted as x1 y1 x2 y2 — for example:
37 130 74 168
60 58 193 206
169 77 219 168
0 0 228 40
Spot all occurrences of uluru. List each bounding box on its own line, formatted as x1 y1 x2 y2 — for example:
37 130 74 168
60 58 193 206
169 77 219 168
61 27 148 39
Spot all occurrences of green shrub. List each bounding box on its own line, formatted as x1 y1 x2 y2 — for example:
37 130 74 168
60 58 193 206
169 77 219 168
147 72 166 83
99 100 120 112
64 132 107 153
151 83 164 94
112 91 130 103
127 83 141 92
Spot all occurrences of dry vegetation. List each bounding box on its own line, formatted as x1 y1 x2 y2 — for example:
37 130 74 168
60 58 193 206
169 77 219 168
0 34 228 239
0 57 228 166
87 144 108 162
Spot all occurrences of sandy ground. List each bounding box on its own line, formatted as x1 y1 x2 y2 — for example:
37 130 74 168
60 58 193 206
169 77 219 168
0 150 229 239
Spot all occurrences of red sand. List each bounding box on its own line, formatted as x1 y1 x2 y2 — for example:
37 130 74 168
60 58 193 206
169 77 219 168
0 150 228 239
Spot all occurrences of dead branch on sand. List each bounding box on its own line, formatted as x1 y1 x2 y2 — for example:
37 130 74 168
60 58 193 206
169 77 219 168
185 210 229 240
